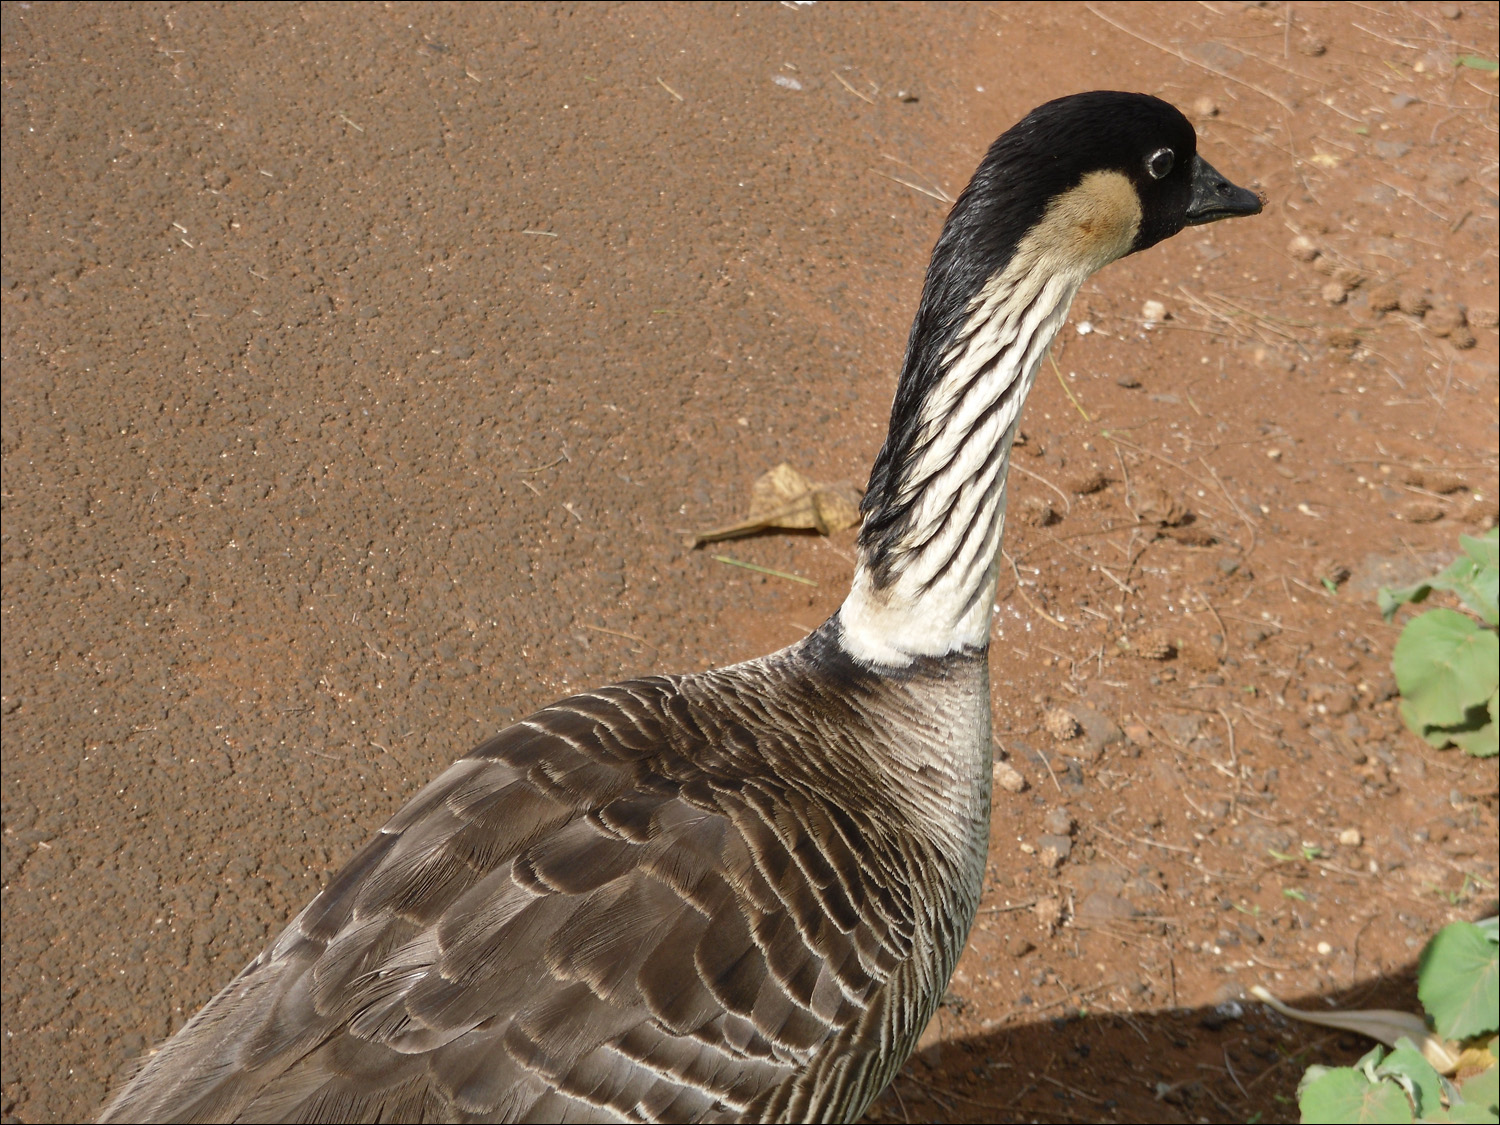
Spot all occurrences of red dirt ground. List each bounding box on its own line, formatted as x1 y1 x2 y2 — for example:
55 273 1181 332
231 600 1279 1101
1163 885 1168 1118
2 4 1496 1122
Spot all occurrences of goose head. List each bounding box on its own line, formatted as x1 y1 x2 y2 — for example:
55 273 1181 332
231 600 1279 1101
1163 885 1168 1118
917 90 1262 343
848 92 1260 665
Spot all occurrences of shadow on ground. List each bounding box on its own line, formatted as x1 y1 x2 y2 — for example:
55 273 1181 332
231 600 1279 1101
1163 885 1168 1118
865 959 1447 1124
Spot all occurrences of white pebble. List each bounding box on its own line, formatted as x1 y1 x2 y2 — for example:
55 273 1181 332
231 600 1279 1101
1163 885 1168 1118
992 760 1026 793
1317 941 1333 956
1142 299 1167 324
1338 828 1362 847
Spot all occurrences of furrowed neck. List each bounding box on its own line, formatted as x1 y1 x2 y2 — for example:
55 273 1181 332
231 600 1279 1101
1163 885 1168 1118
837 259 1088 668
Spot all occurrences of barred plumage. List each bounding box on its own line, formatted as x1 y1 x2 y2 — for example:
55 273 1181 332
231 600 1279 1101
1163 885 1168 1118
101 92 1259 1124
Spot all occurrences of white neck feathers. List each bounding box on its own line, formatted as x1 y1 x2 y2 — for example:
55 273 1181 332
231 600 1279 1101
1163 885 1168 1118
838 169 1143 669
838 270 1080 667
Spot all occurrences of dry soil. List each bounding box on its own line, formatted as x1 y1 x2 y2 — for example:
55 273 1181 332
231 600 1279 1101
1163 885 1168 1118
2 3 1497 1123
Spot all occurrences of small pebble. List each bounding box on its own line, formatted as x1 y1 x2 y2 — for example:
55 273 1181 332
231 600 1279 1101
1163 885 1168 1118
1141 299 1167 323
1321 281 1348 305
1192 96 1219 118
1200 1000 1245 1030
1037 836 1070 869
992 760 1027 793
1043 808 1075 836
1316 941 1333 956
1338 828 1363 847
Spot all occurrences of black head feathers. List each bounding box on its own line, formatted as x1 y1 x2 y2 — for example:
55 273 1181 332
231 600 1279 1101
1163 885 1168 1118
859 91 1259 572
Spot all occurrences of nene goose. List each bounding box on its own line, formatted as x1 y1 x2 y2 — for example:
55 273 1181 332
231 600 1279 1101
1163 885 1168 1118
101 91 1260 1124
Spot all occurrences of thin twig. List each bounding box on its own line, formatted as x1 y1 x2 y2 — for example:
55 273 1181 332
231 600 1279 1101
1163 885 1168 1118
880 155 955 203
1004 550 1070 631
1012 463 1073 514
977 898 1041 915
583 623 650 645
1197 588 1229 658
831 70 876 104
711 555 816 586
1094 822 1195 855
872 169 950 204
1048 351 1091 421
1085 3 1295 110
516 453 568 475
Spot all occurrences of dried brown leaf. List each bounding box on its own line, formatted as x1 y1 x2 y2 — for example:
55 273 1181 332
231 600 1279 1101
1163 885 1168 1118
691 463 863 546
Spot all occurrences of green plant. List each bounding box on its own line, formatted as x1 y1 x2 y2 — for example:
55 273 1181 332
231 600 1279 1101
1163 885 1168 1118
1292 918 1499 1123
1379 529 1498 758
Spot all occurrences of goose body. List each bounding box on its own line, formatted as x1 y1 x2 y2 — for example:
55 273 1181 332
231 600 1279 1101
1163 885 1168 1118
100 92 1260 1124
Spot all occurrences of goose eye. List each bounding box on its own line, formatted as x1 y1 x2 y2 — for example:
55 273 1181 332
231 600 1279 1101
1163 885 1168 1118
1146 148 1175 180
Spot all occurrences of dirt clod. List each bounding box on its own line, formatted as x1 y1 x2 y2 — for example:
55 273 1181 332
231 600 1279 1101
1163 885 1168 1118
1396 500 1447 523
1287 234 1320 262
1398 288 1433 316
1043 708 1083 741
1131 631 1178 661
1066 469 1110 495
1423 305 1468 338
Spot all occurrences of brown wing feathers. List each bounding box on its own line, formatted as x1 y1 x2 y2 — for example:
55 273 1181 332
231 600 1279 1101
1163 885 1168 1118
100 664 924 1123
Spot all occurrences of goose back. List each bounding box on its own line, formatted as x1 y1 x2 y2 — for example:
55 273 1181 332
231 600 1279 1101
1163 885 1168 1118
100 623 991 1123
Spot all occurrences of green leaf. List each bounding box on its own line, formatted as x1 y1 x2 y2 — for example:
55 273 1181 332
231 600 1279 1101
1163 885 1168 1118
1393 609 1499 737
1451 690 1499 759
1380 530 1498 625
1381 582 1431 621
1451 1064 1498 1122
1377 1039 1445 1117
1456 55 1500 72
1463 530 1500 569
1419 922 1500 1041
1299 1065 1414 1123
1458 531 1500 625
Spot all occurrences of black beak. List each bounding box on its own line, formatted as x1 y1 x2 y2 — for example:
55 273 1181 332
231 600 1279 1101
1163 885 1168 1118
1185 154 1263 226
